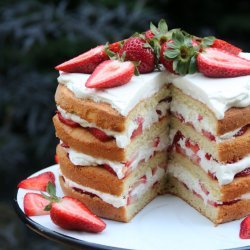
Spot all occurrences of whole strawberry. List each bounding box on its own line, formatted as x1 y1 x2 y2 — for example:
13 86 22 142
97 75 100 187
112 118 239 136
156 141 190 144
119 37 155 73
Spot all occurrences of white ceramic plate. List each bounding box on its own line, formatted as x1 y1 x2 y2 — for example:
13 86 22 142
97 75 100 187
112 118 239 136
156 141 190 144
15 165 250 250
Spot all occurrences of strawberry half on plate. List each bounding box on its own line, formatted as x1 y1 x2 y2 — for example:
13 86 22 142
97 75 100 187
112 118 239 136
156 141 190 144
50 196 106 233
18 171 55 192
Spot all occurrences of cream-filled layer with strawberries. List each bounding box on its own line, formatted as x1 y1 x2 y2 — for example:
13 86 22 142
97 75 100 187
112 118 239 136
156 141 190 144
60 166 165 208
61 131 169 179
168 164 250 204
57 100 169 148
170 98 247 142
170 129 250 185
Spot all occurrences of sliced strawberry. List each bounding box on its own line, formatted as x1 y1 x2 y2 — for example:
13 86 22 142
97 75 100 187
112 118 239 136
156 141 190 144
197 48 250 77
85 60 134 89
235 167 250 178
57 111 79 128
211 39 242 55
119 37 155 73
54 154 59 164
205 153 212 161
185 139 200 153
24 193 50 216
240 216 250 239
199 182 209 195
153 137 160 148
234 125 249 137
202 129 216 141
87 127 113 142
130 117 144 139
18 171 55 191
197 114 203 122
55 45 108 74
102 164 116 176
50 196 106 232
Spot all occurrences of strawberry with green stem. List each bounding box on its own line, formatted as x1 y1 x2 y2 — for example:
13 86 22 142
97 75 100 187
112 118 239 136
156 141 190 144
160 30 215 75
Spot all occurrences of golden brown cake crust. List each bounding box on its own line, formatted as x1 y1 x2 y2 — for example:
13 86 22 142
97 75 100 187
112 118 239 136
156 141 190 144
217 106 250 135
57 145 125 196
60 176 129 222
216 199 250 224
53 114 125 161
221 175 250 201
218 128 250 162
55 84 125 132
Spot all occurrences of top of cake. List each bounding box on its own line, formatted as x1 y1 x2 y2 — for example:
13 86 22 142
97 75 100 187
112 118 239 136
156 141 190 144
55 19 250 120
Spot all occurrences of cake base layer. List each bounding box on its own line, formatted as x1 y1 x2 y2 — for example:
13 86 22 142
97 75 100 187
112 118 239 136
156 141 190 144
166 175 250 224
58 144 167 196
59 175 165 222
170 152 250 201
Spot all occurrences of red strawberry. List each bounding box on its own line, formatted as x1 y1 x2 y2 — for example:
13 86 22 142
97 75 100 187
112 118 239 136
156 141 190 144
55 45 108 74
85 60 134 88
212 39 242 55
235 167 250 178
145 30 155 39
18 171 55 191
109 41 122 53
130 117 144 139
50 196 106 232
57 111 79 128
87 127 113 142
54 154 59 164
102 164 116 176
119 37 155 73
197 48 250 77
160 41 175 73
240 216 250 239
24 193 50 216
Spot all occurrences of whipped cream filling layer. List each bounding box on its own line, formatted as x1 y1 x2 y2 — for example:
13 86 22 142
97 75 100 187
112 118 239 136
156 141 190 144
57 101 169 148
178 138 250 185
170 53 250 120
170 130 250 185
61 166 165 208
170 99 245 141
168 163 250 204
63 131 169 179
58 71 168 116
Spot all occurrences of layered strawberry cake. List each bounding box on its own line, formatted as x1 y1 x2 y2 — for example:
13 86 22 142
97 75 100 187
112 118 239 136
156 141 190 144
54 70 170 222
54 19 250 223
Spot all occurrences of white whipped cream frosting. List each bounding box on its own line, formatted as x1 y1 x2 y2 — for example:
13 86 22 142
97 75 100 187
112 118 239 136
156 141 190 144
61 166 165 208
58 53 250 120
170 53 250 120
168 163 250 204
58 71 168 116
176 136 250 185
63 131 169 179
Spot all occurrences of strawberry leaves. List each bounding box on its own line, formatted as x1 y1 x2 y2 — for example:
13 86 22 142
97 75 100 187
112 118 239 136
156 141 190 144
163 30 200 75
41 181 60 211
